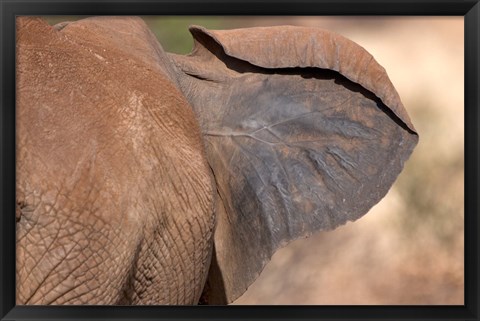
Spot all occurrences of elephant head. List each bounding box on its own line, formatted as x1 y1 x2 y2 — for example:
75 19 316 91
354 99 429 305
15 16 418 305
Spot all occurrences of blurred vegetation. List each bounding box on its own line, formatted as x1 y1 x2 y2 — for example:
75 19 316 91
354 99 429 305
44 16 234 54
396 102 464 249
141 17 231 53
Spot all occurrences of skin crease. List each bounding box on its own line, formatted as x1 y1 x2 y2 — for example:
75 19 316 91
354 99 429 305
15 17 418 305
16 17 215 305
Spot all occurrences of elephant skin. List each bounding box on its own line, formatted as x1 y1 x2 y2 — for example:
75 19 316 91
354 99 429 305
16 16 418 305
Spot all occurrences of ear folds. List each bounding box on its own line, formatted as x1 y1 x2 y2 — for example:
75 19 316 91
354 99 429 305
171 25 418 304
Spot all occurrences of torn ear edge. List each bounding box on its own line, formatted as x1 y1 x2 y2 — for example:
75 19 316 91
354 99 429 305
188 24 417 136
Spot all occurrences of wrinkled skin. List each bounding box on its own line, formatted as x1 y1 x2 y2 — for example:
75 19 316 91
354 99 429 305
16 17 215 305
16 17 418 305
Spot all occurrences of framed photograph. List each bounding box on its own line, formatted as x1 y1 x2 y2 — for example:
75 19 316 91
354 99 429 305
1 1 477 320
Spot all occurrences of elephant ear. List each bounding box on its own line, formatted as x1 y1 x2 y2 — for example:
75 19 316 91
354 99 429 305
170 25 418 304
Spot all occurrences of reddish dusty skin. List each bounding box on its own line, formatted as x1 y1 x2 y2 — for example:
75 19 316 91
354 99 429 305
16 17 215 305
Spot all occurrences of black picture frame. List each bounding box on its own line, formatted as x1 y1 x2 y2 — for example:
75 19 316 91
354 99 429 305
1 1 478 320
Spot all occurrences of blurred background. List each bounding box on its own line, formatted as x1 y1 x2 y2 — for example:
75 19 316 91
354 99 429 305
45 16 465 305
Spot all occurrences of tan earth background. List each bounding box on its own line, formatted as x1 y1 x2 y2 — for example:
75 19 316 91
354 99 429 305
45 16 464 305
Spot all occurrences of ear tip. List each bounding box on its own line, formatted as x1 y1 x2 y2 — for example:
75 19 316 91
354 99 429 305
188 24 207 33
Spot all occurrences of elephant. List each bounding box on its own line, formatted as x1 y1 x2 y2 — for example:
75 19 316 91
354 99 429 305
15 16 418 305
